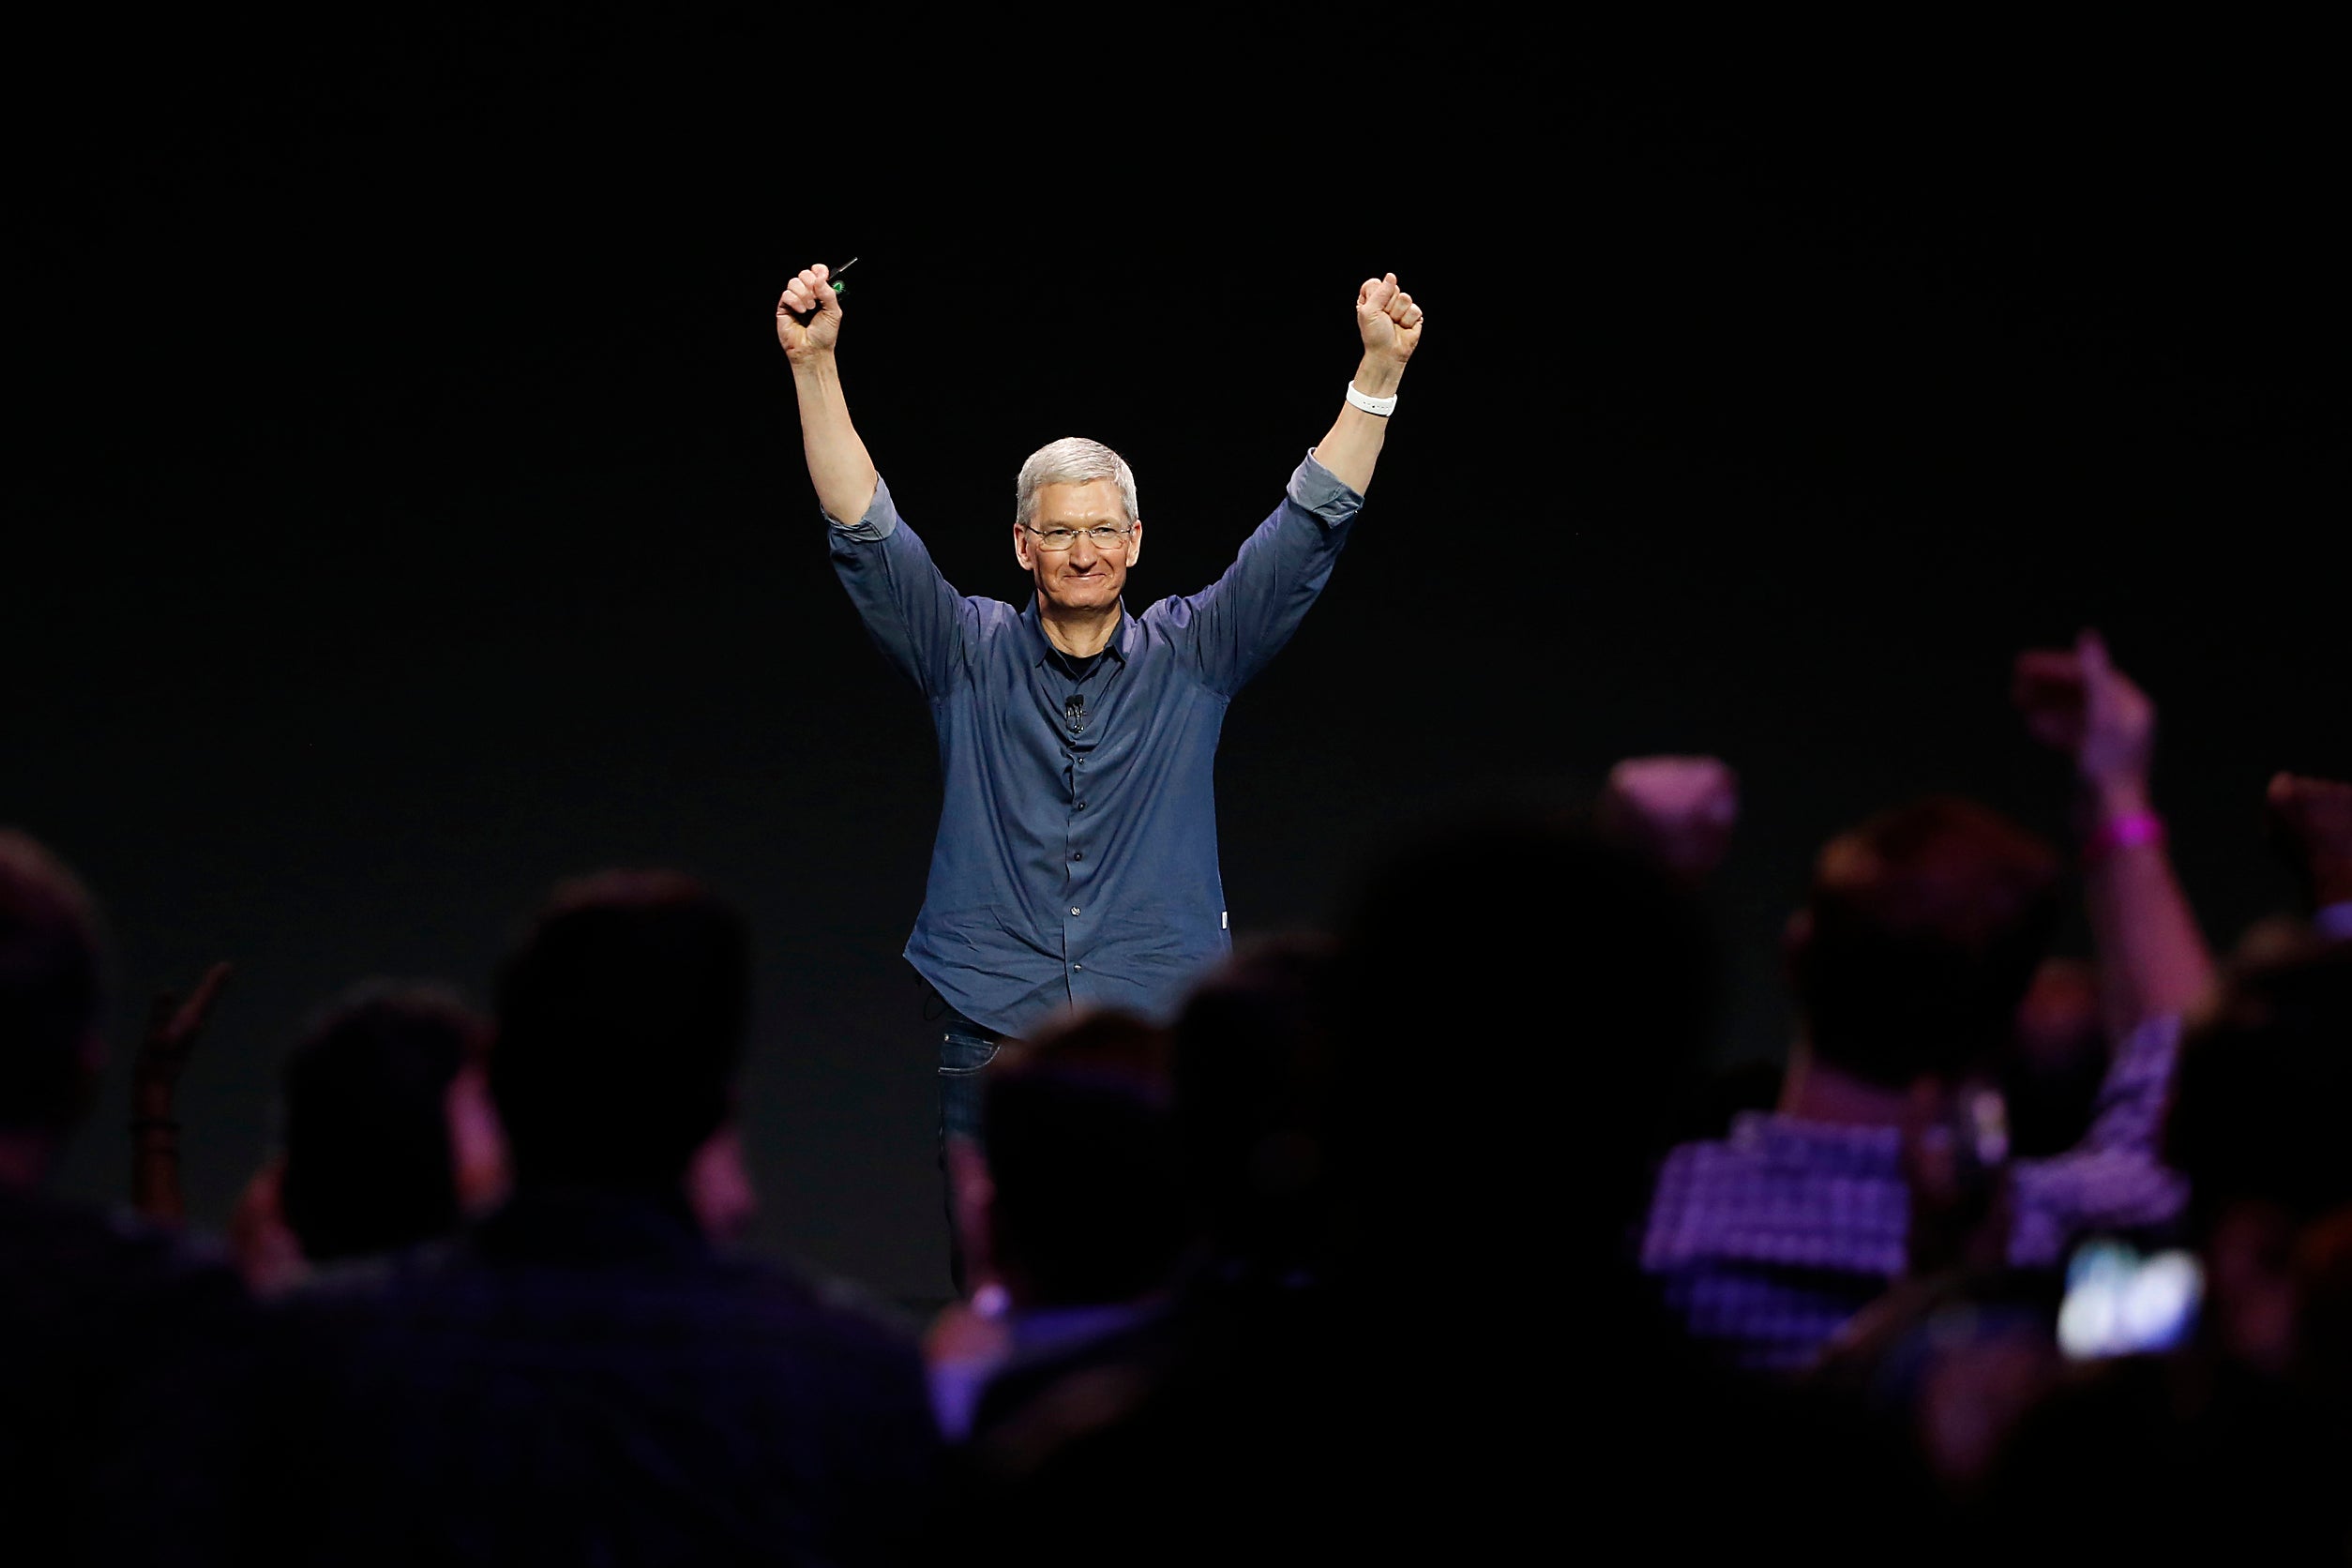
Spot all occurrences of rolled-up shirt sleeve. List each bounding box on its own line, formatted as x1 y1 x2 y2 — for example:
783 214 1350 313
1179 450 1363 696
2007 1014 2189 1268
827 476 971 697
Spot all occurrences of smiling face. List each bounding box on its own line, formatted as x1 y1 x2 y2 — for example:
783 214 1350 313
1014 478 1142 616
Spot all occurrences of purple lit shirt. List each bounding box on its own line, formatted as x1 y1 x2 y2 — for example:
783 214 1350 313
1640 1016 2187 1374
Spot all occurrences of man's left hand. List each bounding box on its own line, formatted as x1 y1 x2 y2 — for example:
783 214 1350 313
1357 273 1424 367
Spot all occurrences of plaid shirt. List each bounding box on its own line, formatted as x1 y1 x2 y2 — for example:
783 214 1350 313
1641 1017 2187 1374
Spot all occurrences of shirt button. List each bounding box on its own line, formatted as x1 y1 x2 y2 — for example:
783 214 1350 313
1076 801 1086 810
1072 851 1083 861
1073 962 1083 971
1071 907 1081 916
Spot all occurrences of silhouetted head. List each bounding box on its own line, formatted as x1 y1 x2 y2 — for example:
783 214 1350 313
2165 940 2352 1377
2169 941 2352 1235
492 870 750 1190
983 1008 1185 1309
1332 813 1716 1265
1790 796 2062 1089
0 830 105 1151
278 983 490 1262
1171 936 1340 1279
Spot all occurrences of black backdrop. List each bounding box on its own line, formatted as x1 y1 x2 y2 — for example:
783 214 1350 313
8 23 2339 1299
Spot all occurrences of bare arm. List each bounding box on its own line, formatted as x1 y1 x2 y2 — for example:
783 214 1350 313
2015 632 2215 1036
129 961 231 1224
1311 273 1424 496
776 263 879 522
2083 775 2213 1036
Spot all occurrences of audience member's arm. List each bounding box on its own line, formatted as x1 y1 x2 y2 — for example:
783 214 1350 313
776 263 880 524
2265 773 2352 927
1594 755 1740 884
129 962 231 1223
2014 632 2213 1037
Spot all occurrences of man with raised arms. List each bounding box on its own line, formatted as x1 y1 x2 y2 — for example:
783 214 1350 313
775 262 1424 1159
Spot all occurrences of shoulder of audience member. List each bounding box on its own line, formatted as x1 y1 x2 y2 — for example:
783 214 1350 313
264 1233 469 1324
1 1190 249 1317
734 1250 927 1352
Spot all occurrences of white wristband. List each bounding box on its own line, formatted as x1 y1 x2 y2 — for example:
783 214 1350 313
1345 382 1398 417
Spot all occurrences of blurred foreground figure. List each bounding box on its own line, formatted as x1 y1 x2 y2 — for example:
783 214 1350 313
1 831 253 1566
942 817 1931 1561
1645 634 2209 1372
1994 940 2352 1556
2267 770 2352 942
227 984 507 1293
249 871 936 1567
933 1010 1186 1446
1642 796 2068 1369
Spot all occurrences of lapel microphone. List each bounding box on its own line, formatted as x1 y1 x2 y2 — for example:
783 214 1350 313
1065 691 1087 733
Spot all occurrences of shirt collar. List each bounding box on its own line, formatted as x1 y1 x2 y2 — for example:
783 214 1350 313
1022 596 1135 670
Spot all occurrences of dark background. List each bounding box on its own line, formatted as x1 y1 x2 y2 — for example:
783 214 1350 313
7 21 2339 1301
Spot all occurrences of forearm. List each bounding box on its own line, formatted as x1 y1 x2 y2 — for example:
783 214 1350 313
2084 779 2216 1035
790 353 881 523
129 1075 184 1222
1312 354 1404 496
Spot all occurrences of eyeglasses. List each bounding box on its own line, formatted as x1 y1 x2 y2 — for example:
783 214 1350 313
1024 523 1133 552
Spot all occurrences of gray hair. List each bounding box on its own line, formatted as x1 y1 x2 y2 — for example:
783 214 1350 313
1014 437 1138 529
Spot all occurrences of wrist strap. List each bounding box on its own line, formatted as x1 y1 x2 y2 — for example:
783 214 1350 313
1345 382 1397 417
2083 810 2165 867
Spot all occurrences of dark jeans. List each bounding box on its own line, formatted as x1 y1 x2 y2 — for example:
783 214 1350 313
937 1011 1002 1151
934 1003 1000 1294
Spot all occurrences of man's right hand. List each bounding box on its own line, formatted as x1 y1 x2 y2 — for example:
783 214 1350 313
776 263 843 362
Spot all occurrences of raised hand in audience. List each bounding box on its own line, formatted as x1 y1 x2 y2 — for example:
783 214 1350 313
1596 755 1740 882
130 960 232 1223
2013 631 2211 1035
2266 772 2352 914
2013 629 2155 813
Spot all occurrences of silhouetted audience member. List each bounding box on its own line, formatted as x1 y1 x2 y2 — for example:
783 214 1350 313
1642 796 2066 1369
1992 940 2352 1558
1 830 253 1567
938 815 1880 1562
2268 771 2352 927
224 983 512 1294
926 947 1333 1505
1168 935 1338 1288
937 1010 1186 1452
1648 635 2213 1373
247 870 936 1567
276 984 505 1264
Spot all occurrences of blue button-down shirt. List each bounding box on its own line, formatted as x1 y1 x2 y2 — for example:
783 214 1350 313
829 453 1361 1036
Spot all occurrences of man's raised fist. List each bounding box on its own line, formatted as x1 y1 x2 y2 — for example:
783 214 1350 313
776 263 843 360
1356 273 1424 364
